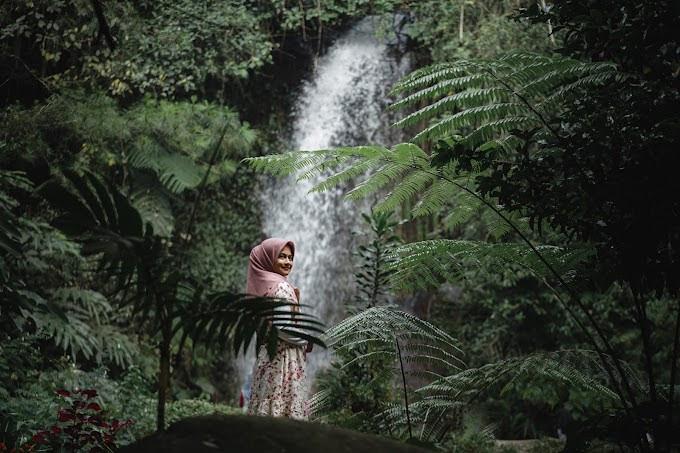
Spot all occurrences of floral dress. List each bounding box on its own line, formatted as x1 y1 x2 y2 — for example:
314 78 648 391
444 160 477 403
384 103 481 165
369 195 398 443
247 281 308 419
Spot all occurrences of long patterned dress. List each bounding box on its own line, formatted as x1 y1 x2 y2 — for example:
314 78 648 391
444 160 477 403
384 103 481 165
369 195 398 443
247 281 308 419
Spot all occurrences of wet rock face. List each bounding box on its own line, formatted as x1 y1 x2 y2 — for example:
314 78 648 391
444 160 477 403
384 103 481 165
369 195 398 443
119 414 431 453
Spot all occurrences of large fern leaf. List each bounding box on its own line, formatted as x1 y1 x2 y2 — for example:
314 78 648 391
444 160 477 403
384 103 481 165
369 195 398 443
325 307 465 376
386 239 595 291
391 52 621 147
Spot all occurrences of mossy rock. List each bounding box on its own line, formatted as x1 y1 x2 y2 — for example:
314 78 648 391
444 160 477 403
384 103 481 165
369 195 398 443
120 414 431 453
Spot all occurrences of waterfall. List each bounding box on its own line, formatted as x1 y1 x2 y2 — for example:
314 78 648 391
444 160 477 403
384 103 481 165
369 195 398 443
241 16 409 402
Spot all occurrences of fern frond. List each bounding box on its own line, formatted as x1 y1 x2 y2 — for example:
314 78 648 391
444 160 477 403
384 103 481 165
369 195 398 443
394 88 511 129
391 62 481 94
411 103 530 143
344 161 409 201
245 149 339 177
417 350 628 405
441 191 484 230
326 307 465 372
308 389 332 418
391 52 621 147
391 74 493 110
375 170 435 214
387 240 594 291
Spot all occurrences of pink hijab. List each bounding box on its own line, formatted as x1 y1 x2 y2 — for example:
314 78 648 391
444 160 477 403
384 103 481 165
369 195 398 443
246 238 298 301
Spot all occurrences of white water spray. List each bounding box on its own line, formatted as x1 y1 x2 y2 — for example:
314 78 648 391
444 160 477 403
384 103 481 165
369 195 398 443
242 17 409 400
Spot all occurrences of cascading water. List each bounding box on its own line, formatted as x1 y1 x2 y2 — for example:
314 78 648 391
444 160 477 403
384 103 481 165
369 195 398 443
241 16 409 401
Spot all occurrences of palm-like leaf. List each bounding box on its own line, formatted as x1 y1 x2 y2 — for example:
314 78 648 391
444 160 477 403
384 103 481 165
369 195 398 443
325 307 465 378
38 170 150 291
178 291 326 360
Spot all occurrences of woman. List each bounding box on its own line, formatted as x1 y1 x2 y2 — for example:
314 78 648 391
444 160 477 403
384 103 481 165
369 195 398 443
246 237 311 419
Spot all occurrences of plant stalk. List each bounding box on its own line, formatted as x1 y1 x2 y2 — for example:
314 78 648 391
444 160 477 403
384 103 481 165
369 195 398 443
395 337 413 439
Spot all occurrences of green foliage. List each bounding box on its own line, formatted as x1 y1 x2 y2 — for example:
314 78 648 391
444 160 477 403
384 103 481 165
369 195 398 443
182 171 262 293
2 91 255 238
325 307 465 376
353 211 401 309
0 0 403 101
390 52 621 145
0 1 274 98
312 211 401 433
0 169 139 371
404 0 556 64
387 239 593 292
0 349 239 448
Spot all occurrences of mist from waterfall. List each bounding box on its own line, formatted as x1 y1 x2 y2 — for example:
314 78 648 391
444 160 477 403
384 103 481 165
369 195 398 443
242 16 409 399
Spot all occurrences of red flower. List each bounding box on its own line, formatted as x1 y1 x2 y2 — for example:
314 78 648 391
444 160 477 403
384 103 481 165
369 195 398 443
57 409 75 422
86 402 102 412
55 389 71 397
79 389 97 399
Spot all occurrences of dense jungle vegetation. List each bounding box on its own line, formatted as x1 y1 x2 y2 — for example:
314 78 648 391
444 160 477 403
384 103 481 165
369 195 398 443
1 1 678 451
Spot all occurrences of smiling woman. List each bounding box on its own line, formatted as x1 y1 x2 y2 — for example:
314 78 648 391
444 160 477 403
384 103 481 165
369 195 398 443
273 245 294 277
245 238 311 419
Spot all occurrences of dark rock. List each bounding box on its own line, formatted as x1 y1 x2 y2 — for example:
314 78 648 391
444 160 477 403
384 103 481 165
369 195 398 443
119 414 431 453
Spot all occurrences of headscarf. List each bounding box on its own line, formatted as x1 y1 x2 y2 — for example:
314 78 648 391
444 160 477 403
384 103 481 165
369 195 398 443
246 237 298 301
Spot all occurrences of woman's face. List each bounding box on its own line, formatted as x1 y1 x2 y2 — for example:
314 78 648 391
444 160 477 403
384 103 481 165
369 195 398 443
273 245 293 277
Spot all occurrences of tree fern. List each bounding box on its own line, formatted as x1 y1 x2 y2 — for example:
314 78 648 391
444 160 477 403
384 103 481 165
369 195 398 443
390 52 621 146
324 307 465 377
243 52 635 410
128 145 204 194
377 350 635 443
386 239 594 291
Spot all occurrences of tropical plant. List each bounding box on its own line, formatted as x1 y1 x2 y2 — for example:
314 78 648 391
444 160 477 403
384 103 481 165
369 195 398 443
38 167 325 432
320 307 466 440
0 169 141 370
13 389 134 452
245 48 677 449
311 210 400 433
352 210 401 310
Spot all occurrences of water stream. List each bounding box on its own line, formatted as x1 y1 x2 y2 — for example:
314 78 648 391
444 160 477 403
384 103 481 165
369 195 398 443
242 16 409 402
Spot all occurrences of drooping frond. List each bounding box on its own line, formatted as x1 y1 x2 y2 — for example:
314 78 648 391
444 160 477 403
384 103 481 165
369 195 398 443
416 350 631 407
179 291 326 360
307 389 333 418
39 170 149 290
325 307 466 376
391 52 621 146
378 349 635 442
386 239 595 291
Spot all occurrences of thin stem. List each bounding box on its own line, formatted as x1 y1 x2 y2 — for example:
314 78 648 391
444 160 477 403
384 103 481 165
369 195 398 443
668 297 680 450
183 124 229 243
395 337 413 439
